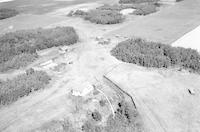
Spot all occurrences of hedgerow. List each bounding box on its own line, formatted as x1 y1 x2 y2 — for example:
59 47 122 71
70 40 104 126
0 27 78 62
0 53 38 72
69 3 158 23
70 9 124 25
111 38 200 73
85 9 124 24
0 8 19 20
91 110 102 122
0 27 78 71
0 69 51 105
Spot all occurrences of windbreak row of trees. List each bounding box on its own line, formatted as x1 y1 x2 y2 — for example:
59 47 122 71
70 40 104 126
0 69 51 105
0 8 19 20
0 27 79 72
69 9 124 25
85 9 124 24
111 38 200 73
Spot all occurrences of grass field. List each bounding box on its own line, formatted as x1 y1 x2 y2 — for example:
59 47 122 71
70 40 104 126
107 0 200 44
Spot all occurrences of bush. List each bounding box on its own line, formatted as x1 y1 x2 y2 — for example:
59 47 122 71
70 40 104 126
105 101 142 132
133 4 157 15
73 10 88 16
0 53 38 72
0 70 51 105
0 8 19 20
0 27 78 71
119 0 158 4
71 9 124 25
0 27 78 56
91 110 102 122
84 9 124 24
111 38 200 73
26 68 35 75
99 99 106 107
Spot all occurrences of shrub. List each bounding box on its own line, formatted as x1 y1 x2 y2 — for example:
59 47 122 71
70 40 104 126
105 101 143 132
71 9 124 25
111 38 200 73
84 9 124 24
0 27 78 53
133 4 157 15
0 27 78 62
0 70 51 105
0 53 38 72
0 8 19 20
91 110 102 122
0 27 78 71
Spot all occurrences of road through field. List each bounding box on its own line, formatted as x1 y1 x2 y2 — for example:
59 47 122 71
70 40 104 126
107 0 200 44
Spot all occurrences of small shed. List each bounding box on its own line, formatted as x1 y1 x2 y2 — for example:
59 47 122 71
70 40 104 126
71 82 94 97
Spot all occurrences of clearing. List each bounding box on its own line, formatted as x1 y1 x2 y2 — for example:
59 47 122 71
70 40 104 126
0 0 200 132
